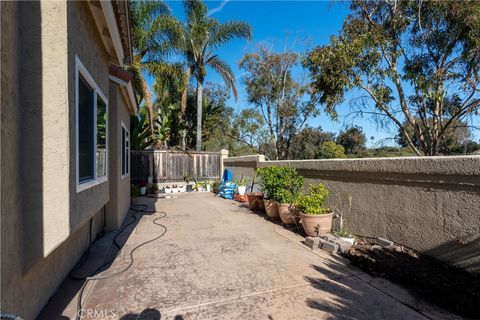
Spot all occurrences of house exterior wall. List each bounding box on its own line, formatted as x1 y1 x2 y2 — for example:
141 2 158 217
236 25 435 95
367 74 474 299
224 155 480 273
67 0 110 232
0 2 115 318
107 82 132 230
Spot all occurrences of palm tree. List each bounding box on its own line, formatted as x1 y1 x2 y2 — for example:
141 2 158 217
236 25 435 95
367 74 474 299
130 0 178 137
165 0 252 150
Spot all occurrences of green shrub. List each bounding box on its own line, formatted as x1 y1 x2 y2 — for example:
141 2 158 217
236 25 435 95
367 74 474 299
317 141 346 159
295 183 331 215
275 189 297 204
256 166 304 202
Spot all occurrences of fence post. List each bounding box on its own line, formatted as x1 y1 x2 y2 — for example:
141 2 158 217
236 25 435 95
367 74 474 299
220 149 229 178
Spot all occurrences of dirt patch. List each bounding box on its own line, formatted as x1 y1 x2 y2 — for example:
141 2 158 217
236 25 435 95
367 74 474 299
343 241 480 319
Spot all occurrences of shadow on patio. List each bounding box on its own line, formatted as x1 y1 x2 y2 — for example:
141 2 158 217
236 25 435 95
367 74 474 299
39 193 460 320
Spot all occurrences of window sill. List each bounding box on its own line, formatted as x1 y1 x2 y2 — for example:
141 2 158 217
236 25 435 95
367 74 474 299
76 176 108 193
121 174 130 180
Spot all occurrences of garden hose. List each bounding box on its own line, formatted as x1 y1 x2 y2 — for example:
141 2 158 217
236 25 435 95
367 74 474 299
71 204 167 320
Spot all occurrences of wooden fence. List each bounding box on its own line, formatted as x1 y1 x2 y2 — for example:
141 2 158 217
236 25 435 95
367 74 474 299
131 150 226 183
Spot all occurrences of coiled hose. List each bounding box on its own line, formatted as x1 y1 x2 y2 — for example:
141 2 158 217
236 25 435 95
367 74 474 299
71 204 167 320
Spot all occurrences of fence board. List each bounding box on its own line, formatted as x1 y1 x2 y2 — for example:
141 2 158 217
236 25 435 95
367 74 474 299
131 150 222 183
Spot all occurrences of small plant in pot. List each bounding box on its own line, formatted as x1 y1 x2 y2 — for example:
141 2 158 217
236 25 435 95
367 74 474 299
131 184 139 202
205 181 212 192
234 176 249 195
273 167 304 225
148 183 158 195
295 184 333 236
184 176 194 192
138 181 147 196
164 185 172 193
212 181 221 194
275 189 300 225
256 167 282 219
334 228 355 245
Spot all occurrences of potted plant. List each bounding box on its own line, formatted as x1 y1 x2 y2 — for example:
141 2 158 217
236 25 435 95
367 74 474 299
164 185 172 193
334 228 355 245
131 184 139 202
212 181 221 194
178 185 186 193
184 176 194 192
148 183 158 195
273 167 304 225
295 184 333 236
172 184 179 193
138 181 147 196
234 176 249 195
256 167 283 219
276 189 300 225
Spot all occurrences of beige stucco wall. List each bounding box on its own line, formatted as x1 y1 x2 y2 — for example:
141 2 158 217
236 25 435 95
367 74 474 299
107 82 131 230
225 155 480 273
67 0 110 232
1 2 113 318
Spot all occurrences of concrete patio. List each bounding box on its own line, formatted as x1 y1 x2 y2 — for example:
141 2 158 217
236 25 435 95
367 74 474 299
39 192 459 320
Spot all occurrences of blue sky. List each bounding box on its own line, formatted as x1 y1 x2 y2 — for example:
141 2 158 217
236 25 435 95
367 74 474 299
145 0 478 146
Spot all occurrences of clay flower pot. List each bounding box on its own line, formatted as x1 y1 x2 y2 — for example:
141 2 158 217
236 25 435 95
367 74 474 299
246 193 260 210
257 195 265 210
264 199 279 219
278 203 298 225
300 212 333 236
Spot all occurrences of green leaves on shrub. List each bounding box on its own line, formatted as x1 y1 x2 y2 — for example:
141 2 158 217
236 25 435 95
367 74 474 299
295 183 331 215
256 166 304 202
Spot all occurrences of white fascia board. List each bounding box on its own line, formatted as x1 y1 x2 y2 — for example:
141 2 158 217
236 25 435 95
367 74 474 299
100 1 125 66
109 75 138 114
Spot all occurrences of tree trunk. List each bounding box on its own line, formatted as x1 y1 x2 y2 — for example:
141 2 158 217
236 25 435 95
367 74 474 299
181 86 188 150
196 81 203 151
180 68 191 150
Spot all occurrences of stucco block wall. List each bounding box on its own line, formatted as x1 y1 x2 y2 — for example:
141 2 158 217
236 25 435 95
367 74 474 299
107 82 131 230
225 155 480 273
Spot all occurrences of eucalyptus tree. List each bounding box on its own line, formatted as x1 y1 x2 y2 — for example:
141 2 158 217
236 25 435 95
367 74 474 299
303 0 480 156
240 46 319 160
165 0 252 151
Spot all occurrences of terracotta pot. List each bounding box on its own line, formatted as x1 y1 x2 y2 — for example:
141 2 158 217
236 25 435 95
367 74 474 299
257 195 265 210
300 212 333 236
278 203 298 225
264 199 279 219
246 193 260 210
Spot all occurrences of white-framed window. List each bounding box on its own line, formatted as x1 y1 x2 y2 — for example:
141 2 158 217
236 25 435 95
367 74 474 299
75 55 108 193
121 121 130 178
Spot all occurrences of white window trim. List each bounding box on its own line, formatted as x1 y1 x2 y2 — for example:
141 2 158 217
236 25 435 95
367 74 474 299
75 55 109 193
121 121 130 179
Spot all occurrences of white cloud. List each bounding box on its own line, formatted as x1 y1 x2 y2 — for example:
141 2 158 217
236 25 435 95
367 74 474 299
207 0 231 16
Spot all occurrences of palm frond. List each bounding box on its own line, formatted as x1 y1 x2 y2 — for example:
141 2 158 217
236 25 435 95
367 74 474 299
210 21 252 48
184 0 208 28
207 56 238 101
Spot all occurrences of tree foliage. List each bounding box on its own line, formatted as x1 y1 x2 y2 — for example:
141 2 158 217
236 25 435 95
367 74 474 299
289 127 335 160
317 141 346 159
336 126 366 154
163 0 252 150
303 0 480 156
240 46 319 159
